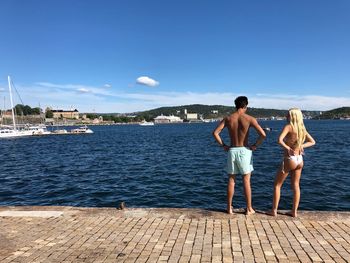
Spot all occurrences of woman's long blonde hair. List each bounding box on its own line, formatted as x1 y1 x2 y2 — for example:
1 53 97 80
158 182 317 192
289 108 306 148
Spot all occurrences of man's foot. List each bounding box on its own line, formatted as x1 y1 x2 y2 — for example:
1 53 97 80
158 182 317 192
267 209 277 217
245 208 255 215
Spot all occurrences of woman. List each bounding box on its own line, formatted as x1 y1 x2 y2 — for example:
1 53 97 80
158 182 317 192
270 108 316 217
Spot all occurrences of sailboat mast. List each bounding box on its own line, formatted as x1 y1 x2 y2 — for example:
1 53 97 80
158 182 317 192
7 76 17 131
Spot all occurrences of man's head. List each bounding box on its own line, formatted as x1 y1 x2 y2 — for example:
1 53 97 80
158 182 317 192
234 96 248 109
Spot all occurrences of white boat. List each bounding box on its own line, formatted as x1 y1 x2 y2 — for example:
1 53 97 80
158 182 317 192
0 128 32 138
139 121 154 126
71 125 94 134
263 127 272 132
0 76 34 138
27 124 51 135
52 129 68 134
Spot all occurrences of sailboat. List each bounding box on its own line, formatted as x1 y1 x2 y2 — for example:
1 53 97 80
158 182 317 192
0 76 35 138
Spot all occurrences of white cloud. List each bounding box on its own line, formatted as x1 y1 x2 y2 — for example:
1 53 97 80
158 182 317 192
77 88 90 93
104 84 112 88
249 94 350 111
36 82 112 97
113 92 350 111
136 76 159 87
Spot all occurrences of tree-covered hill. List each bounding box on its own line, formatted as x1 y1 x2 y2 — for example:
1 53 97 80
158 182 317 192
134 104 319 120
316 107 350 119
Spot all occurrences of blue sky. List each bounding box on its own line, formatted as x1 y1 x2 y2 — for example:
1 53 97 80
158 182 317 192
0 0 349 112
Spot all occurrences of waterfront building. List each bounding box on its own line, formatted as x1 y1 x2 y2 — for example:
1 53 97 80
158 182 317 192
185 113 198 120
154 115 183 124
52 109 79 119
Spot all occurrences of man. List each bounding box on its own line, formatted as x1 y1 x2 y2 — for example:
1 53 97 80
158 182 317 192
212 96 266 215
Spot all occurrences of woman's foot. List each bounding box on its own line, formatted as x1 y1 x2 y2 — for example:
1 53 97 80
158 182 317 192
245 208 255 215
267 209 277 217
227 206 233 214
291 210 298 218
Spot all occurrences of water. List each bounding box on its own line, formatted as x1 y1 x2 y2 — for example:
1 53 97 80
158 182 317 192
0 120 349 211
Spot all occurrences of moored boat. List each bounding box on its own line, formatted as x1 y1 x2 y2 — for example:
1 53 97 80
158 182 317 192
27 124 51 135
71 125 93 134
52 129 68 134
0 76 36 138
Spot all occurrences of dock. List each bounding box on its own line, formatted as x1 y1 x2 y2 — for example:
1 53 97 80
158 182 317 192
0 206 349 262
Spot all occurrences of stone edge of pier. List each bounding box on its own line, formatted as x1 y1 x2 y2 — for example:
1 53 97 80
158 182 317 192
0 206 349 221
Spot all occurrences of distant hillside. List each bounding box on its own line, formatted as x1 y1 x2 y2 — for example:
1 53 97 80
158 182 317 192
134 104 319 120
317 107 350 119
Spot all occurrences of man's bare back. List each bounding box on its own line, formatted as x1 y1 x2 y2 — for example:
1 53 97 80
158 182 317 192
214 111 266 150
225 112 255 147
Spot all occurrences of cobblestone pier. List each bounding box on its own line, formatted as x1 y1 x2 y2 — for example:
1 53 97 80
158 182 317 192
0 206 349 262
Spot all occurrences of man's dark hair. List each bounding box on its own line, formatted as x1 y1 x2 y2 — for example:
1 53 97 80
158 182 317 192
234 96 248 109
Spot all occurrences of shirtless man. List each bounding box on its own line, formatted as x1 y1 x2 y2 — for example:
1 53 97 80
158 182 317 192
212 96 266 215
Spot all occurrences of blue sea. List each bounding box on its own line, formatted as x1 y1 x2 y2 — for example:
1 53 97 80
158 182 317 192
0 120 349 211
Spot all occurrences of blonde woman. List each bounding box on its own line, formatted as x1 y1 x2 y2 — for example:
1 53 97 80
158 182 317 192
270 108 316 217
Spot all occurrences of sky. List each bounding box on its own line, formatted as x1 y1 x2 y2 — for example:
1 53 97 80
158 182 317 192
0 0 349 113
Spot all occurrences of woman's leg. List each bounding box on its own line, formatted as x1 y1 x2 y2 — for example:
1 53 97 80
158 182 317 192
270 162 290 216
291 164 303 217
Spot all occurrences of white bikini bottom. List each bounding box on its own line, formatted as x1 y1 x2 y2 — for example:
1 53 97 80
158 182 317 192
281 154 303 173
287 154 303 166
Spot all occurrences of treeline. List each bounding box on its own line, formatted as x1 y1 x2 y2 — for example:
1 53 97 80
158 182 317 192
317 107 350 119
134 104 320 120
85 114 144 123
14 104 41 115
8 104 349 121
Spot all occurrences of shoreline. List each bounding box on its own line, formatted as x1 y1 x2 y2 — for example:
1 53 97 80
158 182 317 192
1 205 350 220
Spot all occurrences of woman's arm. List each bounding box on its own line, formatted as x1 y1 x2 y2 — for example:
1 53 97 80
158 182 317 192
302 132 316 149
278 125 294 155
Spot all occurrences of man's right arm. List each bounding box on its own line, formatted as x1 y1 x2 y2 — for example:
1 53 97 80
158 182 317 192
212 118 229 151
250 118 266 150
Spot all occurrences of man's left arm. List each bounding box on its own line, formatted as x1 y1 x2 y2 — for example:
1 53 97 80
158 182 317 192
250 118 266 150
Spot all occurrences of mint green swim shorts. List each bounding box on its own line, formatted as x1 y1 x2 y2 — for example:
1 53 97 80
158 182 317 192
226 147 254 175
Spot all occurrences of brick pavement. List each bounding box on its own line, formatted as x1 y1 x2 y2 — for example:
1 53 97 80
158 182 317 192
0 206 349 262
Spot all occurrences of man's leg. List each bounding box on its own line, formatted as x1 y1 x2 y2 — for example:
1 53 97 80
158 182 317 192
227 174 236 214
242 173 255 215
291 165 303 217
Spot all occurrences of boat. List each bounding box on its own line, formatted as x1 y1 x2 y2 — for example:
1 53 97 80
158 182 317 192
0 76 34 138
139 121 154 126
0 127 32 138
71 125 94 134
52 129 68 134
263 127 272 132
27 124 51 135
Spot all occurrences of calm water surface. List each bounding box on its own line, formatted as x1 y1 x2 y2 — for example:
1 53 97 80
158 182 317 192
0 120 349 211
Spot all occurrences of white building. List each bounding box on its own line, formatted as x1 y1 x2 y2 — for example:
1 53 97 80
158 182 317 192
52 109 79 119
186 113 198 120
154 115 183 124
